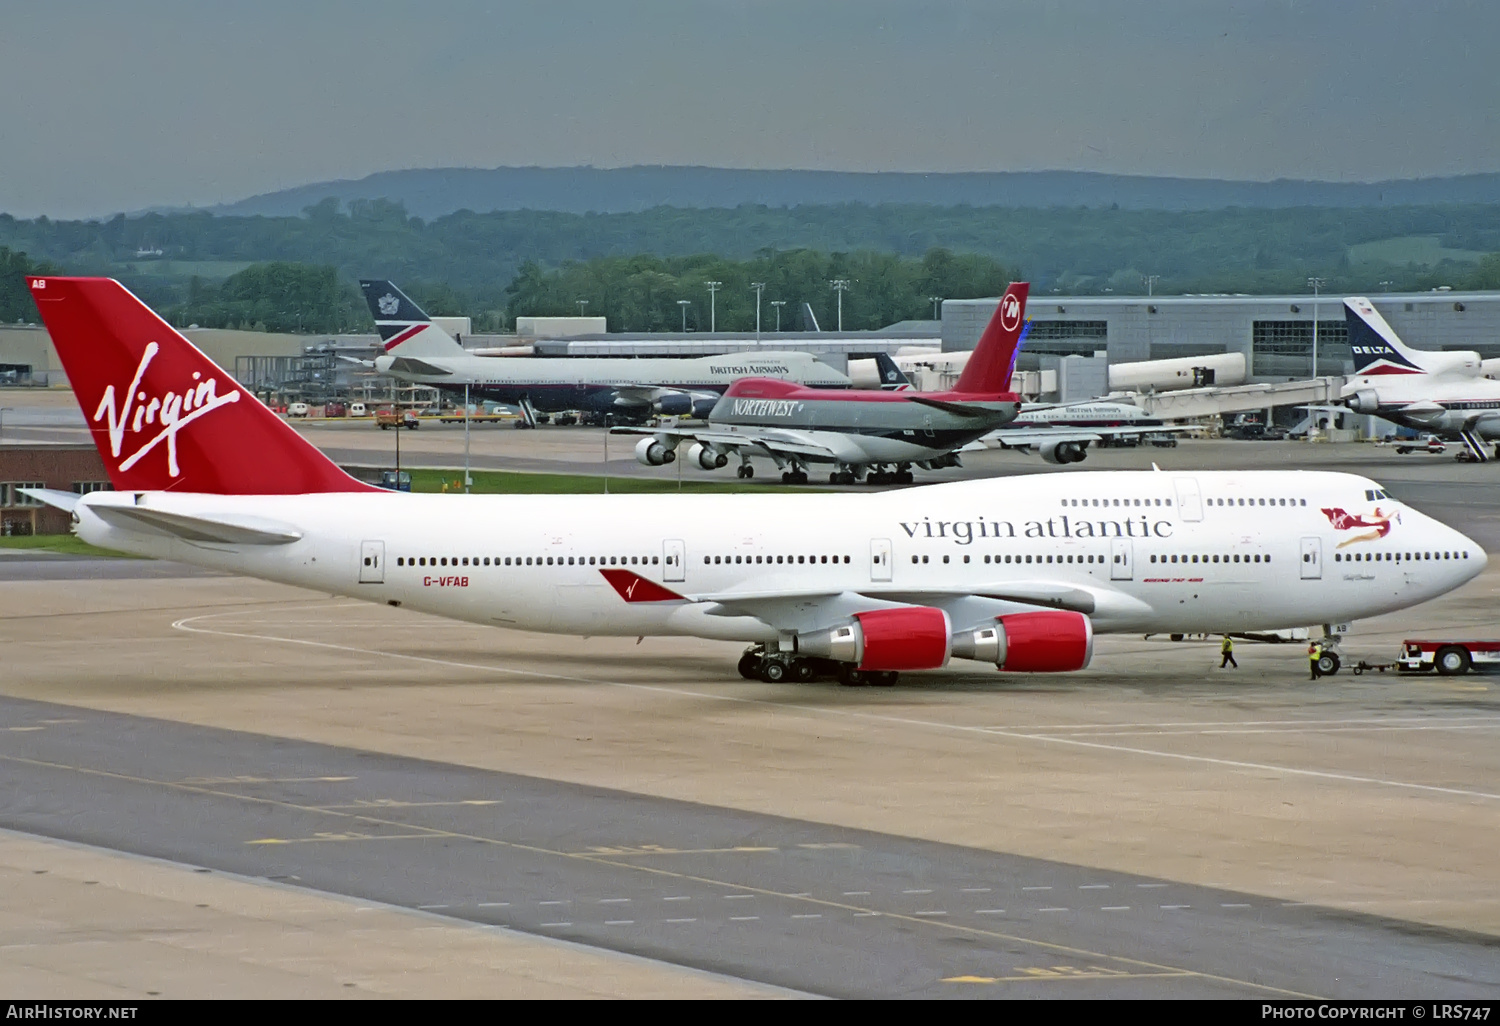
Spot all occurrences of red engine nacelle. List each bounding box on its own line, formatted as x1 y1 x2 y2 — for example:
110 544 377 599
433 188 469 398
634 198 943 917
950 610 1093 672
797 606 951 671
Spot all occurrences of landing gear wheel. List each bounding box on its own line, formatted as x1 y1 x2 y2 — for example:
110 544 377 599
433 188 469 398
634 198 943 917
791 660 816 683
736 465 748 479
866 472 887 486
760 660 788 683
1315 652 1341 676
894 470 914 485
871 670 899 686
737 651 761 680
1435 645 1472 676
742 465 754 479
837 664 869 687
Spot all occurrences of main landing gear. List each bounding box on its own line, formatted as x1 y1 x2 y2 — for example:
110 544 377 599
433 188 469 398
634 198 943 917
779 462 809 484
862 464 914 486
737 646 898 686
735 461 755 479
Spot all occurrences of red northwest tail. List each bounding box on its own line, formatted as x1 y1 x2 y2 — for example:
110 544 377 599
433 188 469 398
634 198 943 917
953 282 1029 395
26 276 375 494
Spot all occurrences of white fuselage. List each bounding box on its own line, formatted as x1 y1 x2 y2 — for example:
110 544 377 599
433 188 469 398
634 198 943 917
72 471 1483 650
1342 372 1500 439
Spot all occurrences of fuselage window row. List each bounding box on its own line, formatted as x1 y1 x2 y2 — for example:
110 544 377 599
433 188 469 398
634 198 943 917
1333 551 1465 562
703 555 851 565
1149 553 1268 563
397 555 662 567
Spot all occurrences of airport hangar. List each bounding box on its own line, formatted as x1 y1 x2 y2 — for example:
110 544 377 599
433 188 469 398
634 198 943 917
941 290 1500 392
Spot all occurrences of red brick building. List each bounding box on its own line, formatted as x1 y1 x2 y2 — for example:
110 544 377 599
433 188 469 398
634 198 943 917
0 444 112 535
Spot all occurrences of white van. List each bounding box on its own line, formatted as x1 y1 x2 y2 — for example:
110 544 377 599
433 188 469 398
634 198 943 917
286 402 310 418
349 402 367 417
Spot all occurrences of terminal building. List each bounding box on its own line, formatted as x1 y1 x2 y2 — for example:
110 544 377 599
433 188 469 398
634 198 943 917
941 291 1500 381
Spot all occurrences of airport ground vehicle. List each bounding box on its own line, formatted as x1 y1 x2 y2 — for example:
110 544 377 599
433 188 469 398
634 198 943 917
324 402 347 417
378 470 412 492
1397 639 1500 675
1392 435 1447 455
20 276 1489 687
286 402 310 418
349 402 368 417
376 407 419 430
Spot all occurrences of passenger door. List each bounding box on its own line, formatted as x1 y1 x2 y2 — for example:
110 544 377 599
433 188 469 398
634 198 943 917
1110 538 1133 580
1173 477 1203 522
359 540 385 584
1300 537 1323 580
870 538 893 582
663 539 686 582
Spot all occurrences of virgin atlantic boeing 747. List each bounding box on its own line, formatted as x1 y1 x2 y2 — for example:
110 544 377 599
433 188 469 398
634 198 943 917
21 277 1486 684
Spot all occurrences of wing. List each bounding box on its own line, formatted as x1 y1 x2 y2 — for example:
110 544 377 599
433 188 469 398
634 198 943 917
609 425 843 461
597 570 1149 634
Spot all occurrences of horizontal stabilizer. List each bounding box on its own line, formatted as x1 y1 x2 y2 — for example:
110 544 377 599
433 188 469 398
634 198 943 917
16 488 81 512
904 395 1004 419
89 504 303 545
386 356 453 377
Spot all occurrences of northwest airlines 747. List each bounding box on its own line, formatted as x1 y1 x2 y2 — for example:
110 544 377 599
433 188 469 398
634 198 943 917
23 277 1486 684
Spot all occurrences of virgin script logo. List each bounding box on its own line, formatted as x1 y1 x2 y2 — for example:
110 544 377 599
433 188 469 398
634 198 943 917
93 342 242 477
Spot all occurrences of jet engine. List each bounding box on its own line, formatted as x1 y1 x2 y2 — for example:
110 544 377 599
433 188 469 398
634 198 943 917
634 437 676 466
691 395 718 419
950 610 1093 672
653 393 692 416
796 607 951 671
1039 440 1088 464
686 442 728 470
1344 389 1381 415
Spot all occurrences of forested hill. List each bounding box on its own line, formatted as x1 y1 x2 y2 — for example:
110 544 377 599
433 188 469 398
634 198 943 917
206 166 1500 220
6 201 1500 313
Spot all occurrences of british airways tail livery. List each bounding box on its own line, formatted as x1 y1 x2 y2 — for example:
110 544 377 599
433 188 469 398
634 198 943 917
24 277 1487 685
361 279 466 359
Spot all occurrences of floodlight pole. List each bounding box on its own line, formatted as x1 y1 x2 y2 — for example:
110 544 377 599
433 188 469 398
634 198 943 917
751 282 766 340
576 299 588 317
1307 276 1326 379
770 300 785 331
678 300 690 332
705 281 722 332
1143 275 1159 296
464 383 471 492
930 296 942 319
830 279 851 331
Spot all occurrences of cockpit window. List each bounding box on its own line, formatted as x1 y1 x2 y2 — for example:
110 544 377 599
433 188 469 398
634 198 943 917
1364 487 1392 501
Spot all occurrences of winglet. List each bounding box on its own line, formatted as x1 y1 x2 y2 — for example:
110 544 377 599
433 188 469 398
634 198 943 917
599 569 687 603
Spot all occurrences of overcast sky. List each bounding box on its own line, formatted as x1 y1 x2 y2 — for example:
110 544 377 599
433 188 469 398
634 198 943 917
3 0 1498 218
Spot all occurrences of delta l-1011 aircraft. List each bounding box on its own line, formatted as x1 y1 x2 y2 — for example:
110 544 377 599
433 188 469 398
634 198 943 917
614 284 1033 484
360 280 852 425
23 276 1486 685
1341 297 1500 462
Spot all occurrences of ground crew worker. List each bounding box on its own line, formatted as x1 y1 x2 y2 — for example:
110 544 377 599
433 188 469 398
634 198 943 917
1308 640 1322 680
1220 635 1238 669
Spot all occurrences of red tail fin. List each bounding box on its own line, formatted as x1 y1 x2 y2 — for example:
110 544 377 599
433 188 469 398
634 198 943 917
953 282 1029 394
26 277 374 494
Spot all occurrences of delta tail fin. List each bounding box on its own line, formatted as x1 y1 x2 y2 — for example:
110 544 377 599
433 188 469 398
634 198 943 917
953 282 1030 394
1345 297 1426 376
26 277 373 494
360 280 467 358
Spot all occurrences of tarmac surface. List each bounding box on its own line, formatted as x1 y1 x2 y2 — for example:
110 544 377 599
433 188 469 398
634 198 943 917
3 391 1500 997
